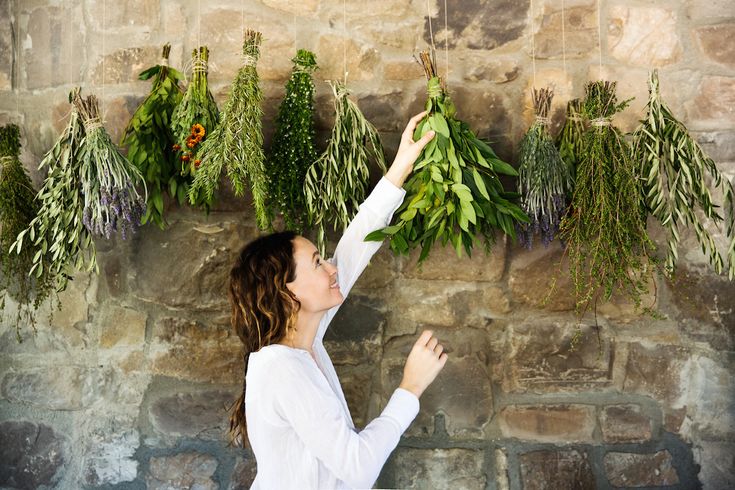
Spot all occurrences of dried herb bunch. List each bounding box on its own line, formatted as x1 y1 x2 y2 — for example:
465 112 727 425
121 43 185 229
517 87 573 248
304 80 386 255
268 49 318 232
559 81 656 312
75 94 147 239
171 46 220 209
190 30 270 227
366 50 528 262
557 98 585 181
633 70 735 278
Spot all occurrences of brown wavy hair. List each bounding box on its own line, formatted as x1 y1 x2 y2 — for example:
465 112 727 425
227 231 301 446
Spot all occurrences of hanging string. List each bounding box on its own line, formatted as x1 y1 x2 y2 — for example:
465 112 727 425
596 0 603 79
530 0 536 89
14 0 20 117
443 0 448 83
426 0 436 53
101 0 105 120
198 0 201 54
561 0 567 76
69 0 73 86
343 0 347 84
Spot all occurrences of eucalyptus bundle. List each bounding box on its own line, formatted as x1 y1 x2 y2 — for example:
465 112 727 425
557 98 584 181
633 70 735 278
268 49 318 232
189 30 269 227
517 87 573 248
0 125 53 338
304 80 386 255
171 46 220 209
559 81 656 312
121 43 185 229
366 50 528 263
75 94 147 239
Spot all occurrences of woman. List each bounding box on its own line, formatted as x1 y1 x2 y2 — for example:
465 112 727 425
228 112 446 489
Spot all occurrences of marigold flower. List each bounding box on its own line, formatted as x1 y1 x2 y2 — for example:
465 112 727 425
191 124 205 138
194 159 202 168
172 144 181 151
181 154 190 162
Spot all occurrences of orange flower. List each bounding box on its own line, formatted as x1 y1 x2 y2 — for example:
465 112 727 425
191 124 205 139
194 159 202 168
181 154 190 162
172 144 181 151
186 136 197 149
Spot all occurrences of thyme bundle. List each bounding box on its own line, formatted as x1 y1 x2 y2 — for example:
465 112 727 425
366 50 528 262
268 49 318 232
557 98 584 181
304 80 386 255
189 30 269 228
558 81 656 312
633 70 735 278
517 87 573 248
121 43 185 229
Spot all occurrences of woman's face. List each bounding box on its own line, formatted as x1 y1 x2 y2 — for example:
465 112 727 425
286 236 343 313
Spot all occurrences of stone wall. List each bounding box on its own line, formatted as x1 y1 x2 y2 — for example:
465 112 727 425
1 0 734 488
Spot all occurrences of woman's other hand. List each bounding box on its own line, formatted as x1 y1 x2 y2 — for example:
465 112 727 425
399 330 448 398
385 111 435 188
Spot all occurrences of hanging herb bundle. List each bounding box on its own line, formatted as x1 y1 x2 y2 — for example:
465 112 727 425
304 80 386 255
556 98 584 181
171 46 220 209
268 49 318 232
189 30 270 227
366 50 528 263
75 94 147 239
0 124 53 338
517 87 573 248
558 81 656 312
633 70 735 279
13 88 95 299
121 43 185 229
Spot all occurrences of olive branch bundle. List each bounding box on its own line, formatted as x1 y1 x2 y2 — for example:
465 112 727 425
189 30 270 228
557 98 584 182
304 80 386 255
517 87 573 248
633 70 735 279
366 50 528 263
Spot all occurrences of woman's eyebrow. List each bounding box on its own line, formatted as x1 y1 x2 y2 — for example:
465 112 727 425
311 251 319 262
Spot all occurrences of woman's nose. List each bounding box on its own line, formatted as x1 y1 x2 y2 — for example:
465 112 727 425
325 261 338 275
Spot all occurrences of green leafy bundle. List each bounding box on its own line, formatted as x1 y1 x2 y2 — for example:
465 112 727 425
559 81 656 312
633 70 735 278
0 124 53 338
13 88 95 299
268 49 318 232
366 50 528 263
121 43 185 229
189 30 270 227
557 98 584 181
304 80 386 255
517 87 573 248
171 46 220 209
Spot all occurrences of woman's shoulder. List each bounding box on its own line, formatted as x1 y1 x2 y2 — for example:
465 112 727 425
248 344 315 377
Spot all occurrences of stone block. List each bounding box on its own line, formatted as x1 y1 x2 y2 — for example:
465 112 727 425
89 47 160 85
695 442 735 490
261 0 318 17
695 24 735 69
99 305 147 348
460 56 520 84
332 365 374 429
0 421 65 489
228 456 258 490
508 245 575 312
599 405 652 443
317 35 379 82
324 294 385 366
520 450 594 490
688 76 735 128
0 3 12 91
389 448 486 490
146 452 218 490
1 366 86 410
356 91 405 133
608 6 682 67
604 450 680 487
498 404 595 442
535 5 598 59
83 429 138 486
622 342 689 406
84 0 160 30
686 354 735 439
383 60 423 81
686 0 735 20
149 389 235 440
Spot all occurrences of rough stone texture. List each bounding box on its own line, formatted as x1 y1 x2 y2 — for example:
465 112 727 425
89 47 160 85
608 6 682 67
622 342 690 406
688 76 735 127
389 448 486 490
0 421 65 490
520 450 595 490
686 354 735 439
499 405 596 442
1 366 86 410
600 405 653 443
228 456 258 490
695 442 735 490
149 389 234 440
604 450 680 487
695 24 735 68
146 452 218 490
83 429 139 486
401 236 506 282
317 35 379 82
0 2 13 91
99 305 148 348
535 5 598 59
508 246 575 311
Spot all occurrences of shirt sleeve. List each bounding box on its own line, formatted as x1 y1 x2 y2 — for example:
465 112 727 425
274 357 419 489
316 176 406 341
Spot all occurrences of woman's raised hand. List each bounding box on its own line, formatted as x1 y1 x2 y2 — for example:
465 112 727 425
399 330 448 398
385 111 435 188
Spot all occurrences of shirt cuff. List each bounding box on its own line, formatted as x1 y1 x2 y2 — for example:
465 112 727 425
382 388 420 434
361 176 406 223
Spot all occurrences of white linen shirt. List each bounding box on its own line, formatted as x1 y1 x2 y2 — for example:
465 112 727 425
245 177 420 490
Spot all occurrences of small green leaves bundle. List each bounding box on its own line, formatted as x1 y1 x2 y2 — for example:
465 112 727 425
171 46 220 208
366 50 528 263
559 81 656 312
517 87 573 248
557 98 584 181
304 80 386 255
633 70 735 278
190 30 269 227
121 43 185 229
268 49 318 232
75 94 147 239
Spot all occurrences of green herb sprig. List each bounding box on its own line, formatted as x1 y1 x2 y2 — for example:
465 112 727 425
557 98 584 182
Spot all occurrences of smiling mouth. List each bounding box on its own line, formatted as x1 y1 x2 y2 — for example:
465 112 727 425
330 279 340 289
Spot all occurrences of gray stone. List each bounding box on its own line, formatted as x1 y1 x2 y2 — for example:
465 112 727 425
149 389 234 439
604 450 680 487
147 452 218 490
1 366 85 410
228 456 258 490
0 421 65 489
695 442 735 490
535 6 598 59
686 354 735 439
499 404 596 442
693 130 735 163
520 450 594 490
401 235 506 282
508 245 575 312
389 448 486 490
89 47 160 86
99 305 147 348
357 92 405 132
0 2 12 91
622 342 689 406
84 0 160 30
599 405 652 443
83 429 139 485
332 364 375 429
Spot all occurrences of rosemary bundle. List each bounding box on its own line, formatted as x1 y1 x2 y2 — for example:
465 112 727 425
189 30 269 227
366 50 528 263
75 94 147 239
268 49 318 232
557 98 584 181
121 43 185 229
633 70 735 278
304 80 386 255
517 87 573 248
559 81 656 311
171 46 220 209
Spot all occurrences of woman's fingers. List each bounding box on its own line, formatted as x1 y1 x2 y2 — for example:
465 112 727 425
415 329 433 347
434 343 444 356
427 336 439 351
402 110 430 142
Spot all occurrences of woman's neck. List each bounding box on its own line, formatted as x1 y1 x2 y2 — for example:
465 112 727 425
279 309 324 354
